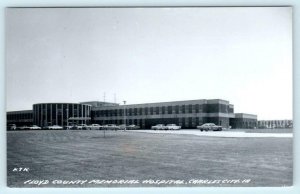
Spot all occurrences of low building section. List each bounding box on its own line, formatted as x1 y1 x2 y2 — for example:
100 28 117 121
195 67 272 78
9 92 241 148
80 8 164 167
230 113 257 129
257 120 293 129
7 110 33 126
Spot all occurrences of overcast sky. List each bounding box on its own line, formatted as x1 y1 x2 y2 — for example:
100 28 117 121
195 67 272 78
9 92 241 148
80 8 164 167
6 7 292 120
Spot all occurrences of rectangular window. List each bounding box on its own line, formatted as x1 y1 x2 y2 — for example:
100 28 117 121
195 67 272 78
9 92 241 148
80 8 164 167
168 106 172 114
78 105 82 117
150 107 153 115
63 104 68 119
175 105 179 114
134 108 137 115
139 108 142 115
189 104 192 113
52 104 56 121
182 105 185 113
129 108 132 116
182 117 185 127
156 107 159 115
195 104 199 113
162 106 165 114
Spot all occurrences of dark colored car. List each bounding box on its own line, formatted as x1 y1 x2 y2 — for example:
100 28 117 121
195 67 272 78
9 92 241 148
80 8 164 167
197 123 223 131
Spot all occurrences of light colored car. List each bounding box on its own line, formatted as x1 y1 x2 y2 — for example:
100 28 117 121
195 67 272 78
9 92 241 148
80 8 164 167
7 124 17 130
151 124 167 130
197 123 222 131
28 125 41 130
86 124 102 130
126 125 140 130
74 124 88 130
118 124 127 130
64 125 75 130
165 124 181 130
45 125 63 130
102 124 120 130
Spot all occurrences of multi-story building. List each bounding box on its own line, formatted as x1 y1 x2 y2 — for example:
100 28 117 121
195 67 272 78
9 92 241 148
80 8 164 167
92 99 237 129
7 99 257 129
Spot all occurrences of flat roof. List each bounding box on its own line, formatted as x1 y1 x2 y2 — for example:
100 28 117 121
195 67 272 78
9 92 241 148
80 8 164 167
92 99 231 110
234 113 257 119
7 110 33 114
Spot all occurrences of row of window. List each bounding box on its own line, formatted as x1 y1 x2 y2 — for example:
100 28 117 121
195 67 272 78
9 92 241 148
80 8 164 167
94 117 206 127
258 120 292 125
7 113 32 120
33 104 91 127
94 117 230 128
94 104 232 117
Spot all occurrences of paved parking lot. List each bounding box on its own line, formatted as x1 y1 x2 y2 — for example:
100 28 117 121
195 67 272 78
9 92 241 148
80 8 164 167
128 129 293 138
7 130 292 187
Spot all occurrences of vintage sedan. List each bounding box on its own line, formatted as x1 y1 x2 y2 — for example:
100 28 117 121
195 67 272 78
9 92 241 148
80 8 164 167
165 124 181 130
7 124 17 130
74 124 88 130
197 123 223 131
45 125 63 130
28 125 42 130
86 124 102 130
151 124 167 130
102 124 120 130
126 125 140 130
17 126 29 130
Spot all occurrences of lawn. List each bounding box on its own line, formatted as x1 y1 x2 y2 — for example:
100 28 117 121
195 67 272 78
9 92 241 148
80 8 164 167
7 130 293 187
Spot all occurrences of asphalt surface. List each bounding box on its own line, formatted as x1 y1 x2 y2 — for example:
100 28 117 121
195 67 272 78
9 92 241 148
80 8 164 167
7 130 293 187
130 129 293 138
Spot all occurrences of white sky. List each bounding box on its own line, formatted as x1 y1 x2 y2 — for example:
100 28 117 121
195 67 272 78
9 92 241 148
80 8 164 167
6 7 292 120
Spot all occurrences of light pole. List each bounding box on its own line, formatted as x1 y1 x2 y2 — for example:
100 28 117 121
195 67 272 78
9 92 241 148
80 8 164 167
123 100 126 131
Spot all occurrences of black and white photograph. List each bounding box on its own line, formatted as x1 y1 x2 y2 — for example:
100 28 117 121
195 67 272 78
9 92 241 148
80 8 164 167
6 7 293 187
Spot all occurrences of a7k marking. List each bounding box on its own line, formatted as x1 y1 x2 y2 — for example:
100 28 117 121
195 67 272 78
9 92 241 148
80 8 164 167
12 167 30 172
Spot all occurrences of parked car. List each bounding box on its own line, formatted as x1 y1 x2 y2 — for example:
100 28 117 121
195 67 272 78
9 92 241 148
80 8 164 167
64 125 75 130
126 125 140 130
102 124 120 130
197 123 222 131
17 126 29 130
45 125 63 130
73 124 88 130
28 125 41 130
118 124 127 130
86 124 102 130
165 124 181 130
151 124 167 130
7 124 17 130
